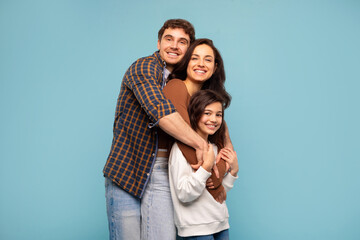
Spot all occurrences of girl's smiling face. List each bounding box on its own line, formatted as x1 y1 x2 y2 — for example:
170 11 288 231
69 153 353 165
196 101 223 140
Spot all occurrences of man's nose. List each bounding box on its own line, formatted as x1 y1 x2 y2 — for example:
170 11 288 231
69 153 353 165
171 41 178 49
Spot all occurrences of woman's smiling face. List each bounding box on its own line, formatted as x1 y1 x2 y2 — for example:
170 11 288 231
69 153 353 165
186 44 216 84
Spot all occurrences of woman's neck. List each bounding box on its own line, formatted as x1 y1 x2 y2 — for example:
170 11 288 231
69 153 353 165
184 79 203 96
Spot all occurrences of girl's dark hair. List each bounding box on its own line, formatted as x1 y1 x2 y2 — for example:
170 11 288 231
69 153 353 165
169 38 231 108
188 90 226 149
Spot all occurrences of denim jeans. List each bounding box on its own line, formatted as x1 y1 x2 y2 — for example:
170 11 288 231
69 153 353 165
141 156 176 239
105 157 176 240
179 229 229 240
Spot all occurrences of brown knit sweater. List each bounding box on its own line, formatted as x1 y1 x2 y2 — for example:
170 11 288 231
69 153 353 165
158 79 227 200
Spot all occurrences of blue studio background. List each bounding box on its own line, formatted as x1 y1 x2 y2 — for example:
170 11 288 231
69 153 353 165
1 0 359 239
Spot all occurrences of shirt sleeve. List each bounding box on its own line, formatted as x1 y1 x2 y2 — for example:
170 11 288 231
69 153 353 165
124 56 176 125
169 143 211 203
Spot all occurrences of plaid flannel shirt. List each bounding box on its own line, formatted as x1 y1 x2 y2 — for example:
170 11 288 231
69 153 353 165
103 51 176 198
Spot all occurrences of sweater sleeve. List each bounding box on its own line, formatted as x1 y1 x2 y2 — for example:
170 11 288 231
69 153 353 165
169 143 212 203
163 79 227 197
222 173 238 192
163 79 190 124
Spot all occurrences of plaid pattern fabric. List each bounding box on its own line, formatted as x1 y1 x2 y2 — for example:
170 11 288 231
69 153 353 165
103 51 176 198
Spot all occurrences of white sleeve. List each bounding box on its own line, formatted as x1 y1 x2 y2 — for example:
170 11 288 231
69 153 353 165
222 172 238 192
169 143 211 203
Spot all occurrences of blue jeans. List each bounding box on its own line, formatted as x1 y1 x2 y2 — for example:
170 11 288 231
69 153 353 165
179 229 229 240
105 157 176 240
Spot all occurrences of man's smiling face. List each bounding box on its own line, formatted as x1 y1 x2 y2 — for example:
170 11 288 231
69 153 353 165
157 28 190 71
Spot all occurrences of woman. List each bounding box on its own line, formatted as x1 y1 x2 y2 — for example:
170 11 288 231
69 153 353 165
159 38 232 202
168 90 238 239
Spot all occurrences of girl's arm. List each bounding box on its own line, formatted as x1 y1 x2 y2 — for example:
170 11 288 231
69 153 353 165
169 143 212 203
218 147 239 192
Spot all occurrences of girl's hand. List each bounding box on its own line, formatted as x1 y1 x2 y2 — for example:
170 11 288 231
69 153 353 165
192 141 207 170
201 144 215 173
219 147 239 177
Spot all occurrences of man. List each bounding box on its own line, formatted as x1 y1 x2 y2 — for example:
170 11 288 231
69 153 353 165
103 19 207 240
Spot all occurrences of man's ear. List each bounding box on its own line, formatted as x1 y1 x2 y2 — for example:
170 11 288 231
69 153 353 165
157 40 161 50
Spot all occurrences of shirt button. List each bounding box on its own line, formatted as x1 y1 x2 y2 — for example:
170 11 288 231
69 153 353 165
147 173 150 176
152 153 155 157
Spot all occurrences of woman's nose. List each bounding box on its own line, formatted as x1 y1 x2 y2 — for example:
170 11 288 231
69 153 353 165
197 59 205 67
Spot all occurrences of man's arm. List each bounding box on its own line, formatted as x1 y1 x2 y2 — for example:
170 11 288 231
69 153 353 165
159 112 207 162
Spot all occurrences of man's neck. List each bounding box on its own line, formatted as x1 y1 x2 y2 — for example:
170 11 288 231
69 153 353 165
166 65 174 72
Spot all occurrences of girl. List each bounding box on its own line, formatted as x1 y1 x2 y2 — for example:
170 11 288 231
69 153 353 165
168 90 239 240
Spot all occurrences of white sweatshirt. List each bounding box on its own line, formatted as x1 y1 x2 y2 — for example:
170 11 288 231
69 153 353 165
168 143 238 237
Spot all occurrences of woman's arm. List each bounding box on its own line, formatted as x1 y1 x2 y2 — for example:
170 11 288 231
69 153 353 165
163 80 227 187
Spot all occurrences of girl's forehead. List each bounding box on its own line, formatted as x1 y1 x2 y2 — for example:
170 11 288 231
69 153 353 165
204 102 223 111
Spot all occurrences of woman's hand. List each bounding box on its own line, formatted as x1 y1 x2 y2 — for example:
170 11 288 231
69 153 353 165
206 178 214 189
215 188 227 204
218 147 239 177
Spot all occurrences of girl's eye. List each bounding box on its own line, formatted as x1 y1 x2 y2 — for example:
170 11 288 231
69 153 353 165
204 112 211 115
205 58 213 62
216 113 223 117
